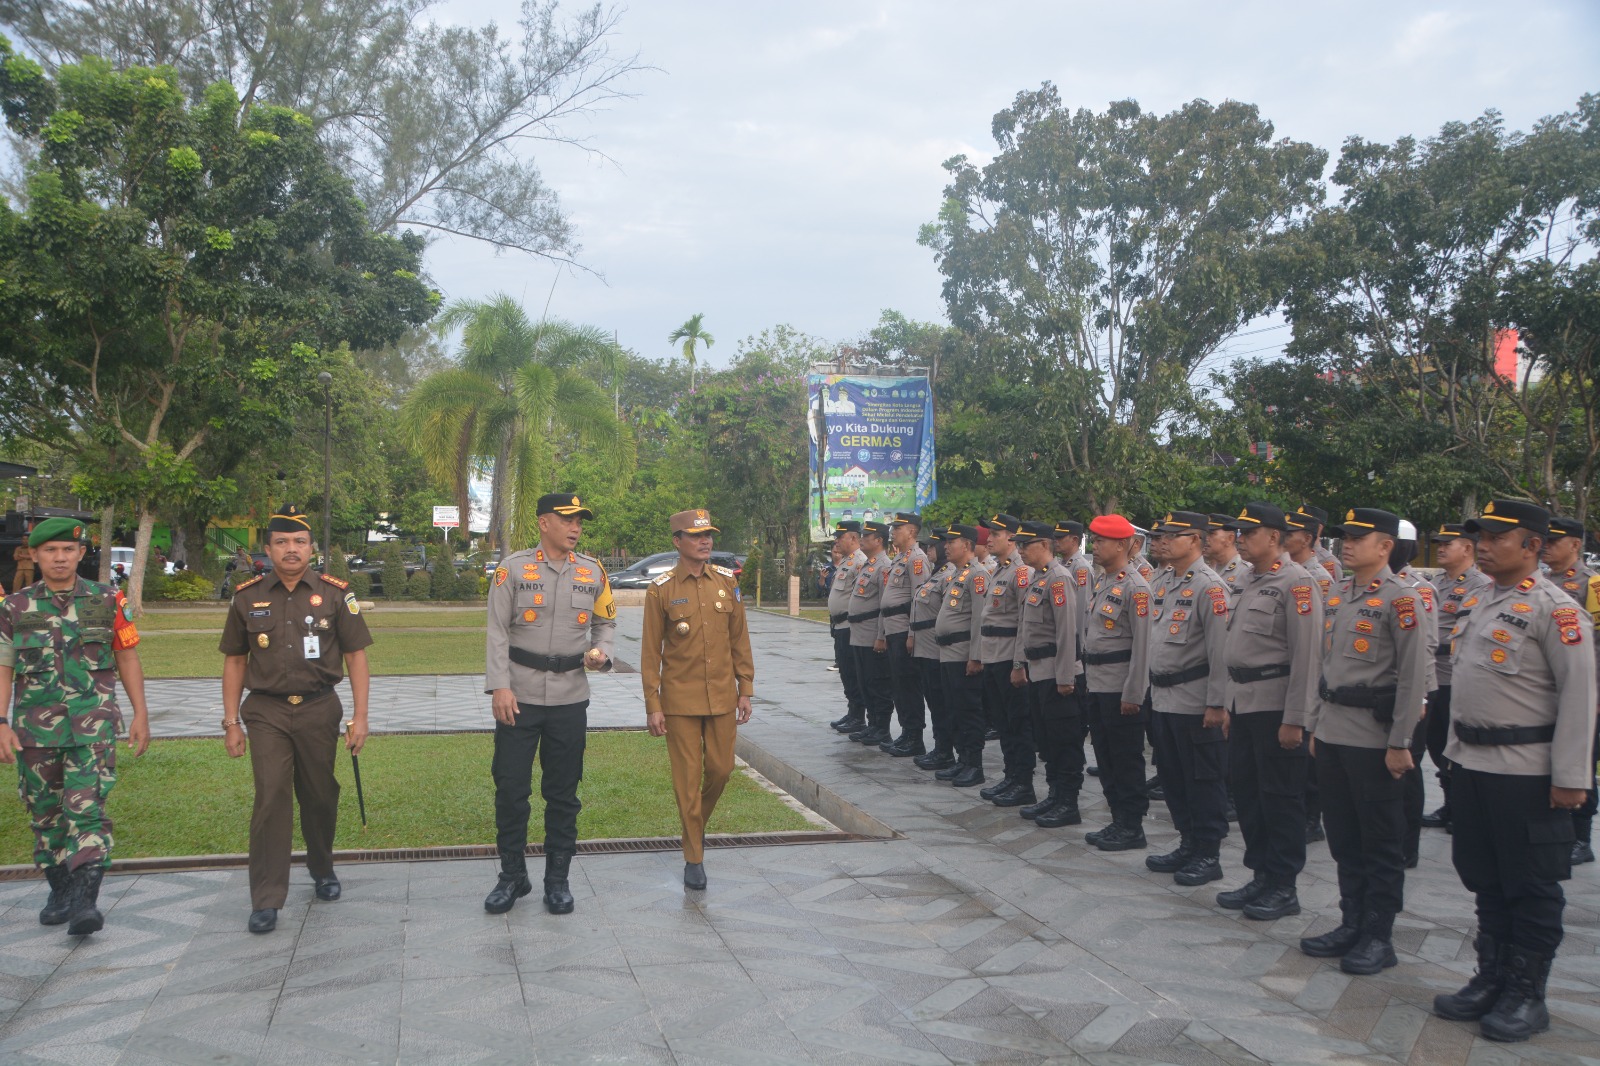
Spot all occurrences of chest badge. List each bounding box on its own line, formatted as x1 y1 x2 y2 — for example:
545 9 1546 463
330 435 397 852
523 609 538 622
309 594 323 607
718 589 727 599
675 621 691 635
257 633 270 648
1352 638 1370 653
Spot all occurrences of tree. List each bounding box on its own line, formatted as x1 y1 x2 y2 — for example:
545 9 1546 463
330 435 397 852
0 0 644 259
668 312 714 389
1281 96 1600 518
0 44 435 609
400 294 634 550
920 87 1325 511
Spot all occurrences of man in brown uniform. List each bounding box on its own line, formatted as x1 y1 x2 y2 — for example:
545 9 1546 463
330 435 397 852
221 505 371 934
641 509 755 890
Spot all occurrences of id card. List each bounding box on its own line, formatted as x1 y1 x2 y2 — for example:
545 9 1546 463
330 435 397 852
302 634 322 659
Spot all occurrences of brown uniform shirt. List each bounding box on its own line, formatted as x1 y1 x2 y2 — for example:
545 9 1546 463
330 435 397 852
641 563 755 717
219 572 372 694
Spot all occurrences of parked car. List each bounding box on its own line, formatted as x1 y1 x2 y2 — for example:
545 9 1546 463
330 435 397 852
608 551 746 589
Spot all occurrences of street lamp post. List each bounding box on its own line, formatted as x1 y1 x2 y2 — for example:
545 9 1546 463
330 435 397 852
318 371 333 571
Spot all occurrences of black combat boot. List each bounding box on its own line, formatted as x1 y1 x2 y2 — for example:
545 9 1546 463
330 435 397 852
1574 808 1595 864
992 781 1036 808
1145 837 1194 873
914 749 954 771
542 853 575 915
949 764 985 788
887 733 926 757
979 777 1015 801
857 723 892 746
1173 848 1224 886
1095 818 1147 852
65 865 104 936
1433 934 1506 1021
934 761 966 781
1034 795 1082 828
39 866 71 926
831 713 865 734
1304 818 1325 843
1020 786 1060 821
1300 900 1362 958
1216 872 1268 910
1340 911 1398 975
1241 884 1300 920
1421 804 1451 829
1479 946 1552 1042
484 849 533 914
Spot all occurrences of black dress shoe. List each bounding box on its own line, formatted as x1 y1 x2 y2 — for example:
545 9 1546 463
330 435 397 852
1421 805 1451 829
1216 874 1267 910
1340 935 1398 975
1033 801 1081 828
1145 839 1194 873
979 777 1014 801
1305 819 1325 844
1242 886 1301 920
684 862 707 890
1174 855 1224 886
914 751 955 771
934 761 966 781
992 784 1036 808
248 908 278 934
950 765 985 787
1300 923 1361 958
313 874 341 901
1094 824 1147 851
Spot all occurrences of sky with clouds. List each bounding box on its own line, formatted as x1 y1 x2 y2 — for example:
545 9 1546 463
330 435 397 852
427 0 1600 373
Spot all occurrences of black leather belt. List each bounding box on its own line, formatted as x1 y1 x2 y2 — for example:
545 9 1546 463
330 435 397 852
1151 663 1209 688
1228 663 1291 684
1319 679 1397 723
508 647 586 673
909 619 936 632
935 632 967 647
1024 643 1058 661
1082 649 1133 666
255 685 334 706
880 603 911 617
847 610 879 623
981 625 1018 637
1454 722 1556 746
1434 647 1451 657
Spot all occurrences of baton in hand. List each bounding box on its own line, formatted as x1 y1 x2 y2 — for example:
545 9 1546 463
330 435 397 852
343 720 368 830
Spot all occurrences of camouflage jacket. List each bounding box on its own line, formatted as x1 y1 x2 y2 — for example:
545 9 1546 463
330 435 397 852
0 579 137 747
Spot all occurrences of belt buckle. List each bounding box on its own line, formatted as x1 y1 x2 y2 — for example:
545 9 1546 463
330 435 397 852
288 694 303 705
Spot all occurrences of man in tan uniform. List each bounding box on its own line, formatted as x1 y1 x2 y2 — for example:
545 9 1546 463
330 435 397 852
641 509 755 890
220 505 371 934
483 492 615 916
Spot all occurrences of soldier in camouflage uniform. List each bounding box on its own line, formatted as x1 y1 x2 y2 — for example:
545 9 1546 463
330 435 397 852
0 517 150 936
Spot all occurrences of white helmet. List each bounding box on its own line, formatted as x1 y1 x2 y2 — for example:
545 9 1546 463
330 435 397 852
1397 519 1417 542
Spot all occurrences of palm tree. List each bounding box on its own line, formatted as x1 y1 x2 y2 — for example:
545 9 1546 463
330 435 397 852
668 313 715 388
401 295 634 550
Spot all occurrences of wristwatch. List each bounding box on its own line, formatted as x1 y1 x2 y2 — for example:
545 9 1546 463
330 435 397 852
221 717 242 730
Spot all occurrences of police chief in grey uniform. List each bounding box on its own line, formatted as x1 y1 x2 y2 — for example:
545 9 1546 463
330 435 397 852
1301 508 1429 976
1217 502 1321 921
1432 500 1596 1043
483 493 615 916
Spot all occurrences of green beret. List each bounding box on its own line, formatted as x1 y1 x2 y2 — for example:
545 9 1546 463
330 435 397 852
28 517 87 548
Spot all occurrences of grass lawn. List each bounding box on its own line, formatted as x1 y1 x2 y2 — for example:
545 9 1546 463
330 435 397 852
134 630 489 677
758 607 830 624
136 608 490 632
0 732 812 865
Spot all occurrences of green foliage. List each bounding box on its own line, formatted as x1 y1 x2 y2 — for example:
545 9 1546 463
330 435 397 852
379 542 407 600
154 569 215 601
405 569 431 600
348 571 373 600
327 545 349 580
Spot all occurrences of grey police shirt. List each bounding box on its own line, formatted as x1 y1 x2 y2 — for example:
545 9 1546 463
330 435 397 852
880 545 930 637
977 550 1030 666
485 548 616 707
1015 559 1078 685
847 551 890 649
935 563 987 664
1147 560 1231 713
827 549 867 632
1308 566 1431 749
1223 553 1321 724
910 562 956 660
1430 567 1493 689
1082 565 1152 703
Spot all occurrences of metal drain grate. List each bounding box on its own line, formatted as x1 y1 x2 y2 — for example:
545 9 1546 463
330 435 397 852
0 830 875 880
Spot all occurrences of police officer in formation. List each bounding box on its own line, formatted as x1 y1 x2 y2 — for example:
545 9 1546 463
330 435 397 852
1539 516 1600 866
932 524 986 786
826 521 868 735
909 529 957 771
878 513 930 757
1301 508 1429 975
976 515 1036 808
1420 525 1492 833
846 521 895 747
1205 514 1252 602
1013 521 1081 827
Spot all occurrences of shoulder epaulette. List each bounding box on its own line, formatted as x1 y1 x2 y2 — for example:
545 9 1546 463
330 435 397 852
319 573 349 590
712 564 736 578
652 572 673 586
233 575 264 593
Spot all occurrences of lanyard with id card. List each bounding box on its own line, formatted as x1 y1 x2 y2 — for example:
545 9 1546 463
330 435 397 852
302 615 321 659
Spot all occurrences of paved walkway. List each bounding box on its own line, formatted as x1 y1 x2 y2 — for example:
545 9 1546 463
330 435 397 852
0 609 1595 1064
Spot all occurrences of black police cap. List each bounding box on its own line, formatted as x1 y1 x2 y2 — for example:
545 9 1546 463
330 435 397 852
861 520 890 539
1152 511 1208 534
1329 508 1401 538
1052 520 1084 538
1207 513 1234 530
1428 523 1472 542
1015 520 1056 542
832 521 862 537
536 492 595 519
1548 516 1585 539
980 513 1022 533
945 523 979 544
1225 502 1288 532
1464 499 1550 536
890 512 922 529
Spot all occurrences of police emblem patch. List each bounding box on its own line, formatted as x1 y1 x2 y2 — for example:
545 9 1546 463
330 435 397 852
1292 586 1313 614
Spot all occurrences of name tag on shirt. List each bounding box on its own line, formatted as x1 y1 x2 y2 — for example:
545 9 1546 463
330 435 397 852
303 634 322 659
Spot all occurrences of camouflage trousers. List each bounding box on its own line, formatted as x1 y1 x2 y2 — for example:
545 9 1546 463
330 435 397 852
16 742 117 872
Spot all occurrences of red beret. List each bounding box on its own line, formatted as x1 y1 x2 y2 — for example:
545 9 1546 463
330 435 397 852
1089 514 1137 539
974 526 990 546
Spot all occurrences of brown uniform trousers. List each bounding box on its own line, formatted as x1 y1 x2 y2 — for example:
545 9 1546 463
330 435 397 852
240 690 342 909
664 713 738 864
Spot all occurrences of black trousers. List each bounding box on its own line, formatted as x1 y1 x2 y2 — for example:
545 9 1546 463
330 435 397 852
1402 716 1430 862
886 634 925 735
1149 710 1228 850
1424 684 1454 797
1304 734 1321 827
853 643 894 729
831 627 865 719
983 662 1035 781
1228 709 1307 887
941 660 986 764
1028 679 1085 795
493 700 588 862
1087 691 1148 823
917 655 950 755
1452 766 1572 954
1318 740 1406 934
